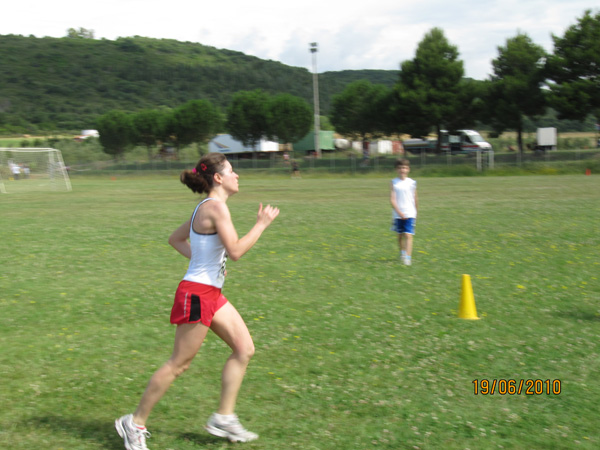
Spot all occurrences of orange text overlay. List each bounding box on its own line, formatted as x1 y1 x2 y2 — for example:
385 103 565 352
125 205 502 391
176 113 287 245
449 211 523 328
472 379 562 395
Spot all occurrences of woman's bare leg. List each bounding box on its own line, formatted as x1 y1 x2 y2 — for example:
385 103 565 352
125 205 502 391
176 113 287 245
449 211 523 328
132 322 209 426
209 302 255 415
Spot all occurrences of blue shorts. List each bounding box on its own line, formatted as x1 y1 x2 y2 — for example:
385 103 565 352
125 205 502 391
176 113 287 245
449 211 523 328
391 218 416 235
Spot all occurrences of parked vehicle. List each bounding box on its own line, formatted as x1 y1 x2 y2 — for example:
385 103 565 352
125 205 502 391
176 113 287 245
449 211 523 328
402 130 492 154
402 138 437 154
440 130 492 154
73 129 99 142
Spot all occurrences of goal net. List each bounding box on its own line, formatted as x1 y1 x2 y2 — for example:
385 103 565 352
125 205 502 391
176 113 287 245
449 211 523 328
0 148 72 194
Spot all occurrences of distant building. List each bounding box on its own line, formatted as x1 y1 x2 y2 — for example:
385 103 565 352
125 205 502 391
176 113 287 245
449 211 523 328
208 134 279 154
292 131 335 153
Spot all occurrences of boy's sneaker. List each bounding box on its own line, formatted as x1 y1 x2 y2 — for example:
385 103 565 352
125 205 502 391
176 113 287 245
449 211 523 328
404 256 412 266
205 413 258 442
115 414 151 450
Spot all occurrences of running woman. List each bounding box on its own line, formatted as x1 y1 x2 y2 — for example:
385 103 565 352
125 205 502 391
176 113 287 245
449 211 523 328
115 153 279 450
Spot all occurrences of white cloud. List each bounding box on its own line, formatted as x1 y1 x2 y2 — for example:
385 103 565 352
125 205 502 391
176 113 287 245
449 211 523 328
2 0 596 79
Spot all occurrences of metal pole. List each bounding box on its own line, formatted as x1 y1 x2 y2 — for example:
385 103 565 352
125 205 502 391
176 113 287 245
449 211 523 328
310 42 321 158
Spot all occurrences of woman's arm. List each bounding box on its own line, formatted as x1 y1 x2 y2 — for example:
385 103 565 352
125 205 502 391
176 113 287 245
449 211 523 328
168 220 192 259
213 202 279 261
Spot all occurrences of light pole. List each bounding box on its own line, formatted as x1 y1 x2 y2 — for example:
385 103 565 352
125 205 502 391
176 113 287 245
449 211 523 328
310 42 321 158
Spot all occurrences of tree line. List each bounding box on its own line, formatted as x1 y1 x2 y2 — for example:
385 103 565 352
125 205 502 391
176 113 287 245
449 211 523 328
92 9 600 157
0 33 396 134
1 9 598 155
329 10 599 153
96 91 313 159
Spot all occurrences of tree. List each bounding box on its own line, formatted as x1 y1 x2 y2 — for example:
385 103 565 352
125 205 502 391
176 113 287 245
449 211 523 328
395 28 464 147
329 80 391 140
266 93 312 145
96 110 135 159
132 109 166 160
172 100 222 155
226 90 270 149
547 10 600 123
444 78 487 133
486 33 547 152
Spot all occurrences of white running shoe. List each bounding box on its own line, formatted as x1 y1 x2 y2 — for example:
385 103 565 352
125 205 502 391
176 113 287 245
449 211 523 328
205 413 259 442
115 414 151 450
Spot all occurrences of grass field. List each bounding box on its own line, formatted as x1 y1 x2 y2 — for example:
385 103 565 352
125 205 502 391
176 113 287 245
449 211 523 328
1 174 599 449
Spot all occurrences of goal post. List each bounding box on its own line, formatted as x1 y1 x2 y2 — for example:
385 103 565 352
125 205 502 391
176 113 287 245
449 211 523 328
0 148 72 193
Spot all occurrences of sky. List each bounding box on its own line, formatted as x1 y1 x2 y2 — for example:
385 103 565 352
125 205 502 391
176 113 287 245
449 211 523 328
2 1 597 80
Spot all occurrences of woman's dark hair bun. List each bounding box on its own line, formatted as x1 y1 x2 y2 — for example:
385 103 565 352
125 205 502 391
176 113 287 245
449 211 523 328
180 153 228 194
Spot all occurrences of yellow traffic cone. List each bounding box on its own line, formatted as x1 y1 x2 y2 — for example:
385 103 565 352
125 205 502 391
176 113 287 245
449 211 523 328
458 274 480 320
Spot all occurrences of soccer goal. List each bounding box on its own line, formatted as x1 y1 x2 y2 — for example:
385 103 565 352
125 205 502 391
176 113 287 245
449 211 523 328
0 148 72 194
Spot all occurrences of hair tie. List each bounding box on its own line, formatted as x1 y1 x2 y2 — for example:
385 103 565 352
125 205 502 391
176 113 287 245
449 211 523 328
192 168 197 173
200 163 207 172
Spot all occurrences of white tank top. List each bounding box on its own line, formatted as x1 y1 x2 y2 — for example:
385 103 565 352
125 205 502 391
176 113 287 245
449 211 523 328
391 177 417 219
182 198 227 288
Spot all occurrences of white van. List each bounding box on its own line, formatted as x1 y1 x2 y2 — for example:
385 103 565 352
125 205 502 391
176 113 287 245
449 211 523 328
440 130 492 153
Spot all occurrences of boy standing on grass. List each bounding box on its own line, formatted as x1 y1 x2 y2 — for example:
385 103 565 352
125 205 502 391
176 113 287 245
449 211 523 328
390 158 418 265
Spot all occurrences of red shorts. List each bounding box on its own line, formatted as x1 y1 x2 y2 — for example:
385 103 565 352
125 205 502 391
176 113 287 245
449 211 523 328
170 280 228 327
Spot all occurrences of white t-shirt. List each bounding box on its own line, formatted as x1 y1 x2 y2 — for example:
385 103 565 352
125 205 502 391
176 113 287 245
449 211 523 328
391 177 417 219
182 198 228 288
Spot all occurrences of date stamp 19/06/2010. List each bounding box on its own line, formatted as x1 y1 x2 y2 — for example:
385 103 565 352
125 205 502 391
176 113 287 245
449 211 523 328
473 379 562 395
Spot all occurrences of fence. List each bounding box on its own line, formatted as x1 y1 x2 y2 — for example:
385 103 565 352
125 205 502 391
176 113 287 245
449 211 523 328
66 147 599 178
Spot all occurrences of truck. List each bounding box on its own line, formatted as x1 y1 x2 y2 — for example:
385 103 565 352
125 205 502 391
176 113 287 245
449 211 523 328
440 130 492 154
534 127 557 151
402 130 492 154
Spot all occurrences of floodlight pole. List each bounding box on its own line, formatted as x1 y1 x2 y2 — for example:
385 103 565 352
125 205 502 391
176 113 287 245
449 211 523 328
310 42 321 158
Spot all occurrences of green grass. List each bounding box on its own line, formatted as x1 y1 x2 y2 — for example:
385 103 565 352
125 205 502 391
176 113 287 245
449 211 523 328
1 174 599 449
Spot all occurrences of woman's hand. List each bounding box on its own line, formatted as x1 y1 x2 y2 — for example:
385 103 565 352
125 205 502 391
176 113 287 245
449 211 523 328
215 202 280 261
257 203 280 227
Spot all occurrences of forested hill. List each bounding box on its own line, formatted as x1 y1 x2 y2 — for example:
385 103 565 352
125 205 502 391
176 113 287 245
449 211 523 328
0 34 399 133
